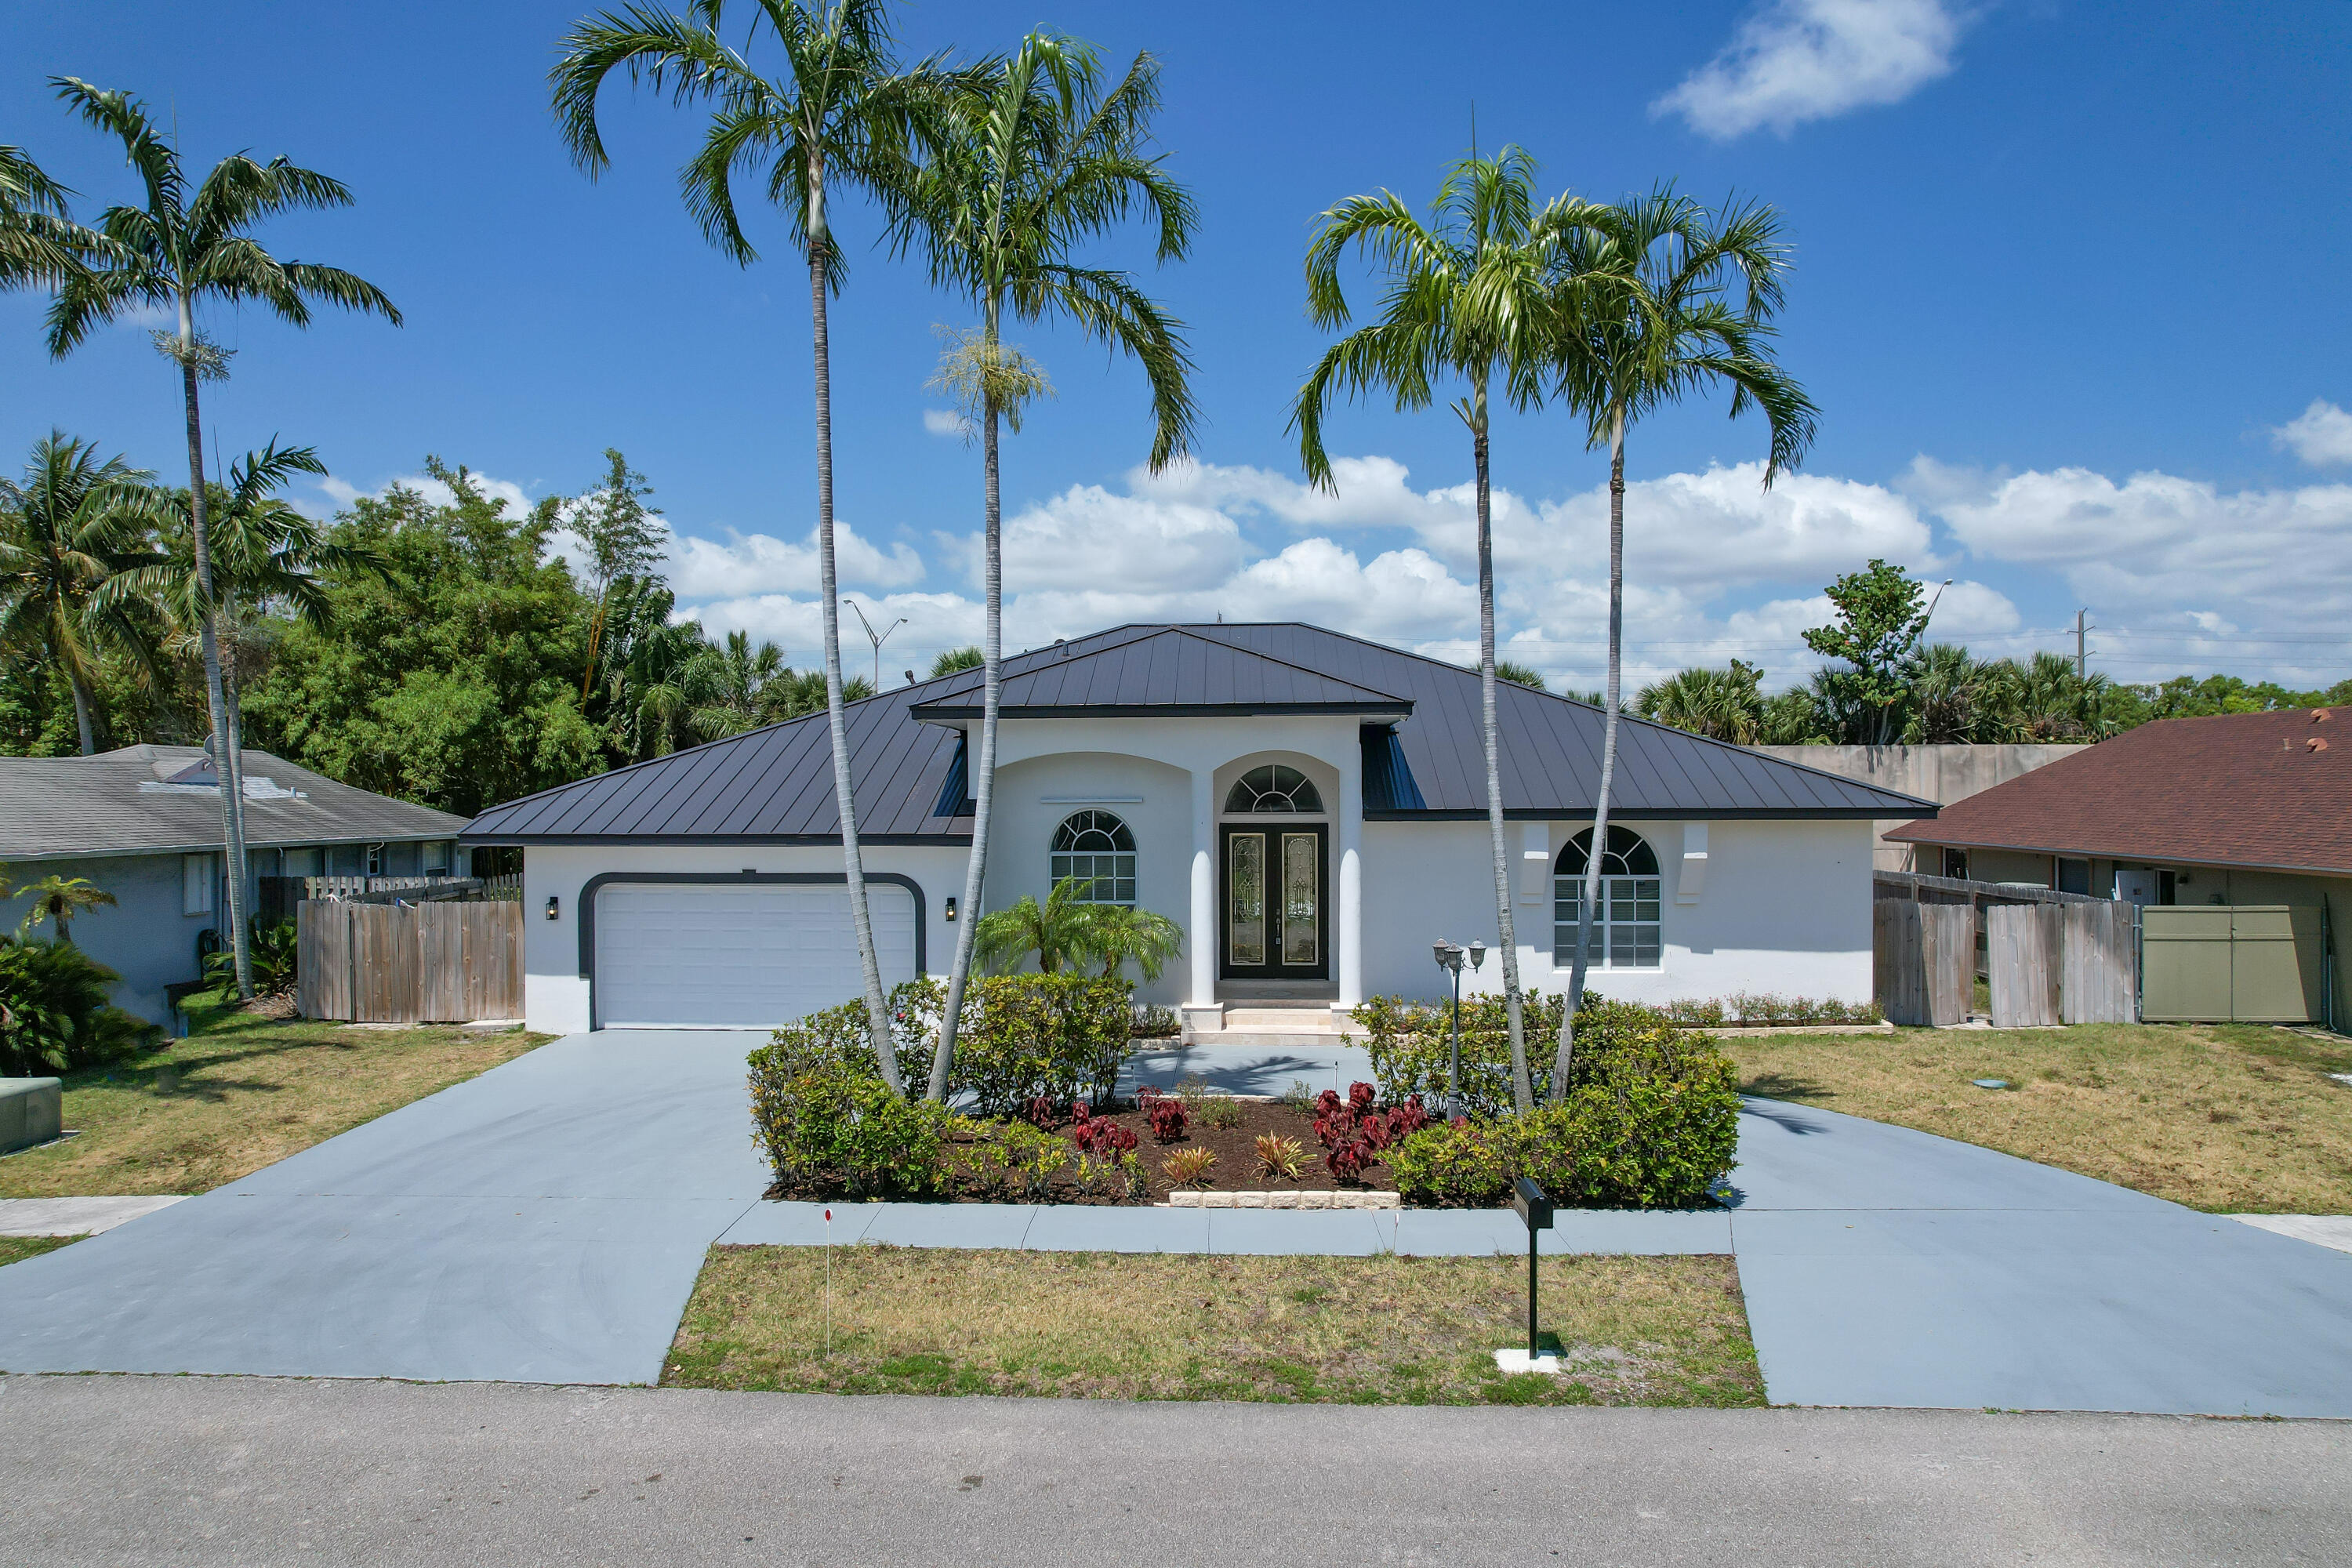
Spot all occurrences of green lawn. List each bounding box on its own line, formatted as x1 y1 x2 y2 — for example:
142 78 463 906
1726 1021 2352 1213
666 1246 1764 1406
0 989 550 1199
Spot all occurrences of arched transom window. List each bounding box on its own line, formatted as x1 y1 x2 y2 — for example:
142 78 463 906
1225 764 1323 815
1553 826 1661 969
1051 810 1136 906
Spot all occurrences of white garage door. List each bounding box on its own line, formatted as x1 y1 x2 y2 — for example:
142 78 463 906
593 881 918 1029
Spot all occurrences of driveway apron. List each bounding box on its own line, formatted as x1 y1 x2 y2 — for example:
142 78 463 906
1730 1097 2352 1417
0 1032 770 1385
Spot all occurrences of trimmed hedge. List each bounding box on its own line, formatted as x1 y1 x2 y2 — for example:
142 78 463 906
893 973 1134 1115
1383 1000 1741 1209
747 993 963 1199
1356 989 1569 1118
749 975 1138 1197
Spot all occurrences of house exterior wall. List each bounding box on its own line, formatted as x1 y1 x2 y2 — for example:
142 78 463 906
520 840 973 1036
1359 816 1875 1007
978 752 1195 1007
0 852 197 1028
513 720 1882 1032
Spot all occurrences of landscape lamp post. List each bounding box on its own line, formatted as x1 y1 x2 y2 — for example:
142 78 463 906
1432 940 1463 1116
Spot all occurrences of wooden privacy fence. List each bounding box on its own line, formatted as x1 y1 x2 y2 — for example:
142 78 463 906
1875 880 2137 1027
1875 898 1973 1026
298 898 522 1023
260 873 522 923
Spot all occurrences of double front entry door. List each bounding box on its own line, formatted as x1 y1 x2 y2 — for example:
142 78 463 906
1221 823 1327 981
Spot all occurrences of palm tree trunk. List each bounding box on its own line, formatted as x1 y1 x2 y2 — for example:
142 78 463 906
180 301 253 1001
67 666 96 756
807 173 902 1094
1553 406 1626 1100
1471 382 1531 1113
929 308 1005 1103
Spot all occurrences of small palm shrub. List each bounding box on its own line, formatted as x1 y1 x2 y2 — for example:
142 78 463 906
0 936 157 1076
201 917 299 997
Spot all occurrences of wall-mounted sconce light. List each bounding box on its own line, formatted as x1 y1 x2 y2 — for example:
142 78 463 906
946 897 959 922
544 895 560 921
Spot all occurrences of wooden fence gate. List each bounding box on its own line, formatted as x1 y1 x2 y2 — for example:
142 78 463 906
2060 902 2138 1024
1875 898 1974 1026
298 898 522 1023
1987 904 2061 1026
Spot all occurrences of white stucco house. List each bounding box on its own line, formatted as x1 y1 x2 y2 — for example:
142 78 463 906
460 623 1933 1036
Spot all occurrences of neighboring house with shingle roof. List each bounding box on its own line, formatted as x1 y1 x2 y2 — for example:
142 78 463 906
1886 707 2349 1020
1 746 469 1026
464 622 1934 1036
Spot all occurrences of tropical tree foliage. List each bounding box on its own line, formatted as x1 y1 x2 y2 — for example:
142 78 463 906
1547 187 1815 1102
971 876 1184 981
42 76 401 999
1293 146 1599 1115
554 0 964 1095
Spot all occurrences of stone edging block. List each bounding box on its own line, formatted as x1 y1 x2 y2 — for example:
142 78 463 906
1163 1189 1400 1210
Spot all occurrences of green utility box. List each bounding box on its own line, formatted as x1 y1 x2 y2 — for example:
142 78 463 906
2142 905 2325 1022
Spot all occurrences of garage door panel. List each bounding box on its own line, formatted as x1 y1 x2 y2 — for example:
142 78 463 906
594 882 916 1029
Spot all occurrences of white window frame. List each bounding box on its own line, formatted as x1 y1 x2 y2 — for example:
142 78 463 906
183 853 216 917
1552 827 1663 970
1050 810 1137 906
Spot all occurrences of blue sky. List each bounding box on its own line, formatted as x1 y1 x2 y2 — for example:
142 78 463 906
5 0 2351 690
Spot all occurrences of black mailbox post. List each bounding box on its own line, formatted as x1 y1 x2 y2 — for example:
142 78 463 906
1510 1177 1553 1361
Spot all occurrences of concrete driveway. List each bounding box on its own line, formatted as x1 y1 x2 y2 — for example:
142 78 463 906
3 1031 2350 1413
0 1030 771 1385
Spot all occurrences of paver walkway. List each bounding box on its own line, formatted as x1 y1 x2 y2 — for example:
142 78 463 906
2 1030 2349 1414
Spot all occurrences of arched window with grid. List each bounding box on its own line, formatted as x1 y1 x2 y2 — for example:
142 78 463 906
1050 810 1136 906
1224 764 1323 815
1553 826 1662 969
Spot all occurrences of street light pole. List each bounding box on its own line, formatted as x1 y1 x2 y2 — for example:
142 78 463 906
846 601 908 694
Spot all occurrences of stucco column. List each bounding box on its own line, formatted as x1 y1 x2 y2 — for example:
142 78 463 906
1189 766 1215 1007
1338 759 1363 1008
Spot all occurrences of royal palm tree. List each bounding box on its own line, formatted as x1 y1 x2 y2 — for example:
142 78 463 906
107 442 376 789
896 33 1196 1102
45 79 400 999
553 0 956 1093
0 144 90 290
0 434 172 754
1292 147 1599 1114
1548 188 1816 1099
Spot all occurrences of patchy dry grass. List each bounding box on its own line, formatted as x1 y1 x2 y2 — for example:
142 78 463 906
1730 1022 2352 1214
0 1236 80 1268
665 1246 1763 1406
0 989 549 1199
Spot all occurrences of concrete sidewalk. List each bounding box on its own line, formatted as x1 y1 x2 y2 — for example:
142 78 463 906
0 1196 187 1236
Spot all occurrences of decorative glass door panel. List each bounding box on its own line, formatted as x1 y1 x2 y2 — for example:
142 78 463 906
1227 833 1265 968
1221 825 1327 979
1280 833 1319 965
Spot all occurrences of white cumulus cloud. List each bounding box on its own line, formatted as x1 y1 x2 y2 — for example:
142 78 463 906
2273 399 2352 468
665 522 926 598
922 408 964 437
1654 0 1969 140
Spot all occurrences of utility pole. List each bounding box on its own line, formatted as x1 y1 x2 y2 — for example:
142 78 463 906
2075 608 2092 681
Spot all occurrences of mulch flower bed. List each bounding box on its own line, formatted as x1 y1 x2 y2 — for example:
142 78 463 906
928 1087 1414 1206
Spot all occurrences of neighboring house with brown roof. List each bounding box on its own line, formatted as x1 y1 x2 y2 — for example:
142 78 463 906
0 746 469 1027
1886 706 2348 1019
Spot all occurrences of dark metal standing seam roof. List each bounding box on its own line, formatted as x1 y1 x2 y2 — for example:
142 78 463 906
461 622 1933 844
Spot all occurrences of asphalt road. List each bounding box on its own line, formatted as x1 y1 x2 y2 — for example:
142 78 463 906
2 1375 2345 1566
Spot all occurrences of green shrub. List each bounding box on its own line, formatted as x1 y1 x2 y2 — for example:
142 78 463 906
1357 989 1568 1117
1658 993 1882 1026
1385 1000 1741 1210
747 996 963 1198
896 973 1135 1115
202 918 299 997
0 935 158 1076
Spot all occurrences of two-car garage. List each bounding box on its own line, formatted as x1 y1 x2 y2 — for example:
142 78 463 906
590 877 920 1029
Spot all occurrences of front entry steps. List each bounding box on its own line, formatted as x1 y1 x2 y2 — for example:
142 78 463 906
1180 999 1359 1049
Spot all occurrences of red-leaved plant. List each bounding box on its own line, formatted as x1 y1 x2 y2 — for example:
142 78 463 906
1070 1104 1138 1157
1312 1082 1428 1184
